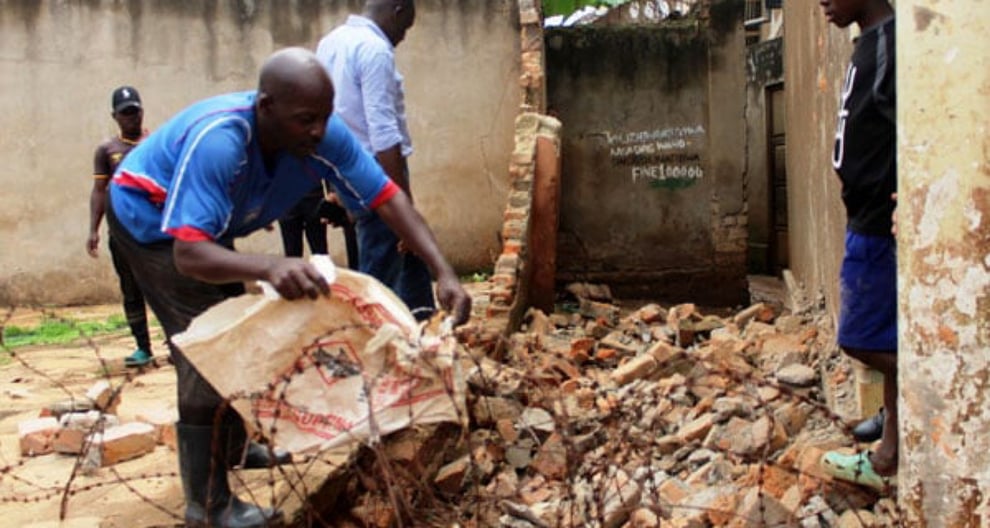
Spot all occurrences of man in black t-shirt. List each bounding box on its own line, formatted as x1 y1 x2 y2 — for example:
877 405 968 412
87 86 154 368
816 0 898 492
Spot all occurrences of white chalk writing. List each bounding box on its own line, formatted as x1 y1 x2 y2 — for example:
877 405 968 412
599 125 707 186
632 164 705 183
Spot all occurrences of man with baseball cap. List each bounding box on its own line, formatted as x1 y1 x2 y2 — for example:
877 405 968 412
88 85 154 368
111 86 142 113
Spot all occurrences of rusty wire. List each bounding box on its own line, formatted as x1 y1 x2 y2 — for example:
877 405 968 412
0 302 903 527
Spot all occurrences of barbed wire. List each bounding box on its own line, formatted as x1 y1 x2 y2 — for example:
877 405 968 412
0 301 901 527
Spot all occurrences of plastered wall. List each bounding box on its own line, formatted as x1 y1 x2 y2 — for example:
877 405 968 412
896 0 990 521
0 0 520 305
545 1 748 306
781 1 850 321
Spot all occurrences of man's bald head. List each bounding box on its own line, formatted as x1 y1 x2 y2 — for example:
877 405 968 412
255 47 334 159
258 47 332 99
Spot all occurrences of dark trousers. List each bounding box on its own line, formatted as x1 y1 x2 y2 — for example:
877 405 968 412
277 191 328 257
356 212 436 321
108 235 151 352
106 202 242 426
340 221 360 270
280 190 360 269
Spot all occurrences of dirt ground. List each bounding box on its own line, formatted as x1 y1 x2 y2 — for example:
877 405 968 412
0 303 290 527
0 283 488 528
0 305 187 527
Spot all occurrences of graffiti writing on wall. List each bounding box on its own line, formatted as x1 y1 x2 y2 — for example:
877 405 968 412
605 125 706 189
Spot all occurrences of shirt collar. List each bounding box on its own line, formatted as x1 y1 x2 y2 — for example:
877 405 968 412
346 14 393 51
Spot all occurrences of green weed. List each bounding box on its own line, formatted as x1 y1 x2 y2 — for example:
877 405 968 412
1 314 129 349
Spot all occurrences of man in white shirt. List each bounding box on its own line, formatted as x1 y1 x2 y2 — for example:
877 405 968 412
316 0 438 321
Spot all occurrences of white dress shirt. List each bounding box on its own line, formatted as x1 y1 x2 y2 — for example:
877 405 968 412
316 15 413 158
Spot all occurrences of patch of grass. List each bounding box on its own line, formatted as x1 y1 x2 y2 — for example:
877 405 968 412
1 314 129 349
460 271 491 283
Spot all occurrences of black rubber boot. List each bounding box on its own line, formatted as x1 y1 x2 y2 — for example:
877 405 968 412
177 423 283 527
226 423 292 469
241 442 292 469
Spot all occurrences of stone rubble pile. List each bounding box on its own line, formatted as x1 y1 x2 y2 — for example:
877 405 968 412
17 379 176 473
11 282 902 526
339 283 900 527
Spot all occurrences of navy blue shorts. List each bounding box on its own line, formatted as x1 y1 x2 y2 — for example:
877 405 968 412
838 231 897 352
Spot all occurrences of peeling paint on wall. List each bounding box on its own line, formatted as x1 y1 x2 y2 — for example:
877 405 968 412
898 0 990 522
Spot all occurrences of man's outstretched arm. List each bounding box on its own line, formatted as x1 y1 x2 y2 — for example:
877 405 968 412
373 191 471 325
173 240 330 301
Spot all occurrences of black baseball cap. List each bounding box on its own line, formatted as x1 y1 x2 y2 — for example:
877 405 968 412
111 86 142 113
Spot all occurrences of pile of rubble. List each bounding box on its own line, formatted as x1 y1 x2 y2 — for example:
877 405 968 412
336 283 900 527
16 380 175 472
8 282 902 527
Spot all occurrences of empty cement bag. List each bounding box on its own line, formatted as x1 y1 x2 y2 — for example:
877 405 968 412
171 255 466 454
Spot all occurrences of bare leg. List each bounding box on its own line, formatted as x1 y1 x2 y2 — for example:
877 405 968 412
843 347 898 475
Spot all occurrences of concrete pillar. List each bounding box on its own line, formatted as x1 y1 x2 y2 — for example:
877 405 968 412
897 1 990 524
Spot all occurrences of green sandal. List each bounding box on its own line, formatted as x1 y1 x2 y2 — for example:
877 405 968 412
820 450 896 491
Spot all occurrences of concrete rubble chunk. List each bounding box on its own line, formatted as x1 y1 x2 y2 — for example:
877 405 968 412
84 380 120 413
611 353 659 386
711 396 752 422
836 509 879 528
658 476 692 505
506 438 535 469
633 303 666 324
600 330 643 356
627 507 660 527
568 336 595 362
519 406 556 434
777 363 818 387
54 411 120 455
549 313 572 328
599 467 641 528
44 398 95 419
472 396 524 427
434 454 470 495
83 422 156 469
530 433 567 480
732 302 773 328
705 492 740 525
467 358 524 397
135 408 178 450
775 315 807 335
565 282 613 302
501 500 551 528
579 297 620 325
674 485 738 526
525 307 553 335
18 416 60 457
677 414 716 444
729 486 793 527
645 341 684 372
519 474 556 505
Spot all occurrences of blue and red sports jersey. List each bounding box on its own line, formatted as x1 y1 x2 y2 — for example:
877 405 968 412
110 91 398 244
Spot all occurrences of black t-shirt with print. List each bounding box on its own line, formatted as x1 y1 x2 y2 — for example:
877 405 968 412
832 17 896 236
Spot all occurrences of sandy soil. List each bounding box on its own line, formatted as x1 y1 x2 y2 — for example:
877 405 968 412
1 305 193 527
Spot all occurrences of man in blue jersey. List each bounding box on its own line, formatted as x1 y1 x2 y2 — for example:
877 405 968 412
107 47 470 528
